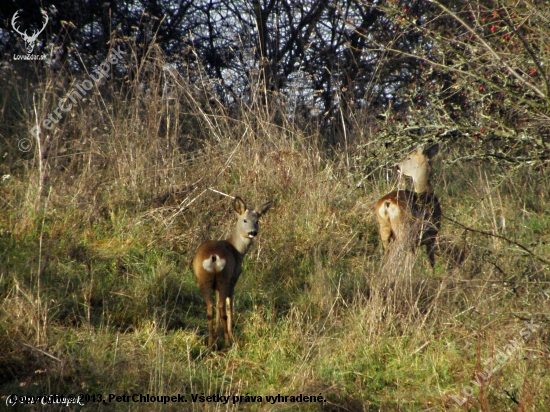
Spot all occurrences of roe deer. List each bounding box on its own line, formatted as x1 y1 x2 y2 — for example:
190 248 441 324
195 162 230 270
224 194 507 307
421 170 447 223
376 144 441 268
193 196 273 347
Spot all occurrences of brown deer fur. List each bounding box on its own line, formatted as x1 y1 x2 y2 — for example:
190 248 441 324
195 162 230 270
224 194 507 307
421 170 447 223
193 196 273 347
376 144 441 268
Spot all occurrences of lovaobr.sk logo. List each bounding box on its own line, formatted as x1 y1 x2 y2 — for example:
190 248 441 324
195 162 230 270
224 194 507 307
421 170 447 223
12 9 48 55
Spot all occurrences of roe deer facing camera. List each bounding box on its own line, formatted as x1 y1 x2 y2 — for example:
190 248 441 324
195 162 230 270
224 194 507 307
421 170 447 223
193 196 273 347
376 144 441 268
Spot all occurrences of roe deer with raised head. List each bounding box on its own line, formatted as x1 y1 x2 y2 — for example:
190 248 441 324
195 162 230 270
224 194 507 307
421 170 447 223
193 196 273 347
376 144 441 268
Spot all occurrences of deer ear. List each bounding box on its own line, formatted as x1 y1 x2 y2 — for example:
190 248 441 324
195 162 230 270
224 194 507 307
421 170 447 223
257 200 274 216
424 143 439 159
233 196 247 215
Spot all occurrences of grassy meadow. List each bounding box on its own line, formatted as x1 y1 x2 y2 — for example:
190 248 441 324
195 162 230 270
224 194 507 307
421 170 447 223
1 53 549 411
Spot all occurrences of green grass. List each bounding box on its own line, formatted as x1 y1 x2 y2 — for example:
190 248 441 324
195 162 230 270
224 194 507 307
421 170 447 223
1 58 549 411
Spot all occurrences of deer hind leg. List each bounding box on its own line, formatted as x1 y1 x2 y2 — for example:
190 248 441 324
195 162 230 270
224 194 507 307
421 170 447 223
226 277 240 343
206 298 215 347
377 216 394 253
420 228 437 269
425 236 437 269
215 289 221 336
216 284 232 344
199 284 216 347
226 295 233 343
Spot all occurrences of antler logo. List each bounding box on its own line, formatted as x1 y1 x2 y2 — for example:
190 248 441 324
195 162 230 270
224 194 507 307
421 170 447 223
12 10 49 55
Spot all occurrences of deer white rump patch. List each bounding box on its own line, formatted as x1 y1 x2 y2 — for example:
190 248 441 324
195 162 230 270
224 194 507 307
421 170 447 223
202 256 226 273
382 201 401 221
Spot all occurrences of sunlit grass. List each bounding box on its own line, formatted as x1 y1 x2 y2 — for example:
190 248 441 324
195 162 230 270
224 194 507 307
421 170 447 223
1 52 548 411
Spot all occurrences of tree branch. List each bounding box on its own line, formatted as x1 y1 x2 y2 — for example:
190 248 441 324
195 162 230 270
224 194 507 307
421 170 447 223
443 214 550 267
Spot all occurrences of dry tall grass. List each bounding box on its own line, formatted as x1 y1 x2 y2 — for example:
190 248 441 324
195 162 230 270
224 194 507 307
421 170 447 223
1 45 549 410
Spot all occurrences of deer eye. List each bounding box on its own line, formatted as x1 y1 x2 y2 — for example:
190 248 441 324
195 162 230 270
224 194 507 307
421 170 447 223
243 219 248 223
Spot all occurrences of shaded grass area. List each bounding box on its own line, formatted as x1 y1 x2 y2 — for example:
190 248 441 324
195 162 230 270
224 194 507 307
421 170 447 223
1 57 549 411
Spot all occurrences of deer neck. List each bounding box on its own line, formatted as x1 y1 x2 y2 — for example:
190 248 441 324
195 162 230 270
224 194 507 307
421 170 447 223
412 168 432 194
228 232 254 256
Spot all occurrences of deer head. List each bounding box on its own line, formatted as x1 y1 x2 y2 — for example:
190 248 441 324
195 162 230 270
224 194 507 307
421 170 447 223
12 10 48 54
